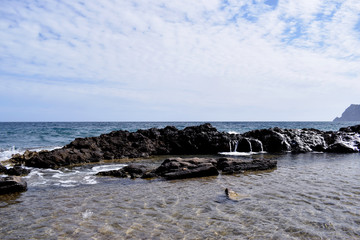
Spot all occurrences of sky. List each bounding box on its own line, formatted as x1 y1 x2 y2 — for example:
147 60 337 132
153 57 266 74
1 0 360 121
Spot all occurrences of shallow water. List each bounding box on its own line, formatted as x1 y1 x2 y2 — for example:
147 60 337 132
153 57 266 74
1 153 360 239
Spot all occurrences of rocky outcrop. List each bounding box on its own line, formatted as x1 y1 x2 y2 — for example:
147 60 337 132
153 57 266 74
96 164 155 179
155 158 219 180
243 127 360 154
0 164 30 176
334 104 360 121
339 125 360 133
11 124 245 168
96 157 277 180
217 157 277 174
0 176 27 195
10 123 360 169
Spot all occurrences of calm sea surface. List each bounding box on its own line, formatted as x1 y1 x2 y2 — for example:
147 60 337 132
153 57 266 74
1 122 360 239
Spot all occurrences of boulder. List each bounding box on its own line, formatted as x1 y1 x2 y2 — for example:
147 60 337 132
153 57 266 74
339 125 360 133
243 129 291 153
217 157 277 174
96 164 155 179
0 176 27 195
155 158 219 180
325 142 359 153
0 164 30 176
0 164 7 173
5 166 31 176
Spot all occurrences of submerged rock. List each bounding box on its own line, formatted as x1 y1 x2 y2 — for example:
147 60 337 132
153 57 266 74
0 176 27 195
96 157 277 180
96 164 155 179
155 158 219 180
217 158 277 174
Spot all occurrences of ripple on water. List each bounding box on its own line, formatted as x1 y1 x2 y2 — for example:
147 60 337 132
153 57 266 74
1 153 360 239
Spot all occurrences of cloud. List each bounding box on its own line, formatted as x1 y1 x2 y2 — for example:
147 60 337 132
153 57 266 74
0 0 360 121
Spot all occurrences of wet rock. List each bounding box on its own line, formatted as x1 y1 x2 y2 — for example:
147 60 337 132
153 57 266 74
243 129 291 153
0 176 27 195
96 164 155 179
5 166 31 176
0 164 7 174
96 169 127 178
96 157 278 180
14 123 234 168
325 142 359 153
339 125 360 133
217 157 277 174
155 158 219 180
0 164 30 176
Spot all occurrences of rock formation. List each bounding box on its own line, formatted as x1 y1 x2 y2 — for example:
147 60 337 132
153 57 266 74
96 157 277 180
9 123 360 169
334 104 360 121
0 164 30 176
0 176 27 195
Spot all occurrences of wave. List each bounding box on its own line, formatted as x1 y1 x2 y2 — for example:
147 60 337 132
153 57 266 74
0 146 63 162
24 163 127 188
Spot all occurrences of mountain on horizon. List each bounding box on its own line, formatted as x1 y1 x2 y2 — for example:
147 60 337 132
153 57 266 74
333 104 360 122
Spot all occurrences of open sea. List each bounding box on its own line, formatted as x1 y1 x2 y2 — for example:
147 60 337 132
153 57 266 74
1 122 360 239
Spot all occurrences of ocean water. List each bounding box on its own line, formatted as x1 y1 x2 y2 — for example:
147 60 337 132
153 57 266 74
1 122 360 239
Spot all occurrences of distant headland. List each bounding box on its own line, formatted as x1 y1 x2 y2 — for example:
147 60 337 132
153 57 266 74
334 104 360 122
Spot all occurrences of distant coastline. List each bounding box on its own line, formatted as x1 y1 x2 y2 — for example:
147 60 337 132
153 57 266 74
334 104 360 122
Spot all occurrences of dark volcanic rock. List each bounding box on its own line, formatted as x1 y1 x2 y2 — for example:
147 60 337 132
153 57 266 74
5 166 31 176
96 157 278 180
0 164 7 173
243 128 291 153
96 164 155 179
325 142 358 153
10 123 360 169
339 125 360 133
217 158 277 174
13 123 234 168
0 164 30 176
334 104 360 122
155 158 219 180
0 176 27 195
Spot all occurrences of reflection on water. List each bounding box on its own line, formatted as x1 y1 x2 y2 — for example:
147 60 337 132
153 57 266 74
1 153 360 239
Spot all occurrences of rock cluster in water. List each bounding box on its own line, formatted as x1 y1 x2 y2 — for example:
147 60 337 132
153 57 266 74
0 163 30 195
10 123 360 169
0 176 27 195
96 157 277 180
333 104 360 121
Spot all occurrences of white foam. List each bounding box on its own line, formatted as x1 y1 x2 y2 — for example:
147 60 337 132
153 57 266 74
219 152 252 156
0 146 63 162
0 146 20 162
82 209 94 219
228 131 239 135
219 151 267 156
24 163 127 188
91 164 126 172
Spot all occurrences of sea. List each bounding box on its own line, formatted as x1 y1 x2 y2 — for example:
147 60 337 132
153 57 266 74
1 121 360 239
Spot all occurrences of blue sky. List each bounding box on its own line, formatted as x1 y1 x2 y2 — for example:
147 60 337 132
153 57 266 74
1 0 360 121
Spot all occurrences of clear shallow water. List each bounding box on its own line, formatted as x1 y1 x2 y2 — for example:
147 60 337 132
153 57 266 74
1 153 360 239
1 122 360 239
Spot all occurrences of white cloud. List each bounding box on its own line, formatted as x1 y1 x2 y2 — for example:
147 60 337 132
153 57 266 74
0 0 360 121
